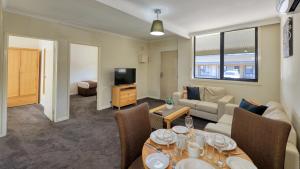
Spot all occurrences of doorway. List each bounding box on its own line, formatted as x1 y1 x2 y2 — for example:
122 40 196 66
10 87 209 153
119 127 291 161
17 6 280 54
69 43 100 115
7 35 55 121
160 50 178 100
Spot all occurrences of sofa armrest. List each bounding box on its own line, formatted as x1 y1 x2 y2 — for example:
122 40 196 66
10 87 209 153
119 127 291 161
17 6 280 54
224 103 239 116
217 95 235 119
172 92 183 105
285 142 300 169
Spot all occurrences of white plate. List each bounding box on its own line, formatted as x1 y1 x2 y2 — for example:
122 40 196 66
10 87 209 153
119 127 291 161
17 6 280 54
226 156 257 169
150 129 177 145
206 133 237 151
145 153 169 169
172 126 189 134
175 159 214 169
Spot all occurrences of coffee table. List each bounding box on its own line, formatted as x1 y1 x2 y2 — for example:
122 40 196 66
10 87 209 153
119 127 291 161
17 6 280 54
150 104 190 129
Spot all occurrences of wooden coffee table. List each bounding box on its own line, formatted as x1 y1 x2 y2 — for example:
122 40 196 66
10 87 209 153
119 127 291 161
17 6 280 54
150 105 190 129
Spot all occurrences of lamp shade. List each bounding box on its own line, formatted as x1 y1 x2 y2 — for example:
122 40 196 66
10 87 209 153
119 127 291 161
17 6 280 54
150 20 165 36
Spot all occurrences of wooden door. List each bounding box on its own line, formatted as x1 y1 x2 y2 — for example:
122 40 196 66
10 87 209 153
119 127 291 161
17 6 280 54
8 48 40 107
160 50 178 100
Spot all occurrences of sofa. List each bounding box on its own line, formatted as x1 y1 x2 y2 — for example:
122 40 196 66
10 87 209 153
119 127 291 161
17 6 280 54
173 86 234 122
205 101 299 169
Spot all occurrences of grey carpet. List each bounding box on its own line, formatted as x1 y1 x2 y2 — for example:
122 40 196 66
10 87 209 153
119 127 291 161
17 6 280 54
0 96 211 169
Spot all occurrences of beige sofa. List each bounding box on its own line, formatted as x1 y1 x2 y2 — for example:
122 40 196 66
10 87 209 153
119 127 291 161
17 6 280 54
205 101 299 169
173 86 234 122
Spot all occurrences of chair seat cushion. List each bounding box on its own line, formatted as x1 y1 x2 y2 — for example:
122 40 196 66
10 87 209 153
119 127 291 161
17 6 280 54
195 101 218 114
129 156 144 169
218 114 233 125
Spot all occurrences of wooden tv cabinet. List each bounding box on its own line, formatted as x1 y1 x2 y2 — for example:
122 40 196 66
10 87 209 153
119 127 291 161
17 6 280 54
112 84 137 110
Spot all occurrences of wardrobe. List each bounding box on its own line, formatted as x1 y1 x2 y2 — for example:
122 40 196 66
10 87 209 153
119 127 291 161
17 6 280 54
7 48 40 107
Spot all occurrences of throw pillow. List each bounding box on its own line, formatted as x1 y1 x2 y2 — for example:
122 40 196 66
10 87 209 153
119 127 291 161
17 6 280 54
187 86 200 100
239 99 268 115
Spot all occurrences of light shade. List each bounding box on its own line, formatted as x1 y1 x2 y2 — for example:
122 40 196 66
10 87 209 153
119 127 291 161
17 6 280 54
150 20 165 36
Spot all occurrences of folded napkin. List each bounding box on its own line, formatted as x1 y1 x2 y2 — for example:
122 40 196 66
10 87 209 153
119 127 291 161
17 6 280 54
227 157 257 169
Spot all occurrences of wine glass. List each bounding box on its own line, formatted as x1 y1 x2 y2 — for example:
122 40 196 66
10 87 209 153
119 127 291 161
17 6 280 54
185 115 194 130
214 134 227 168
176 134 186 157
163 129 173 149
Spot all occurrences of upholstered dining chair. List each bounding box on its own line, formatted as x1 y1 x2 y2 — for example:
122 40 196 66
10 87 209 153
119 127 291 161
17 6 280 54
231 108 291 169
114 103 152 169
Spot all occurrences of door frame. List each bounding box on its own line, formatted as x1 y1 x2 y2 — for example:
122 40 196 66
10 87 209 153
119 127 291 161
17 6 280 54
0 33 58 137
68 42 102 114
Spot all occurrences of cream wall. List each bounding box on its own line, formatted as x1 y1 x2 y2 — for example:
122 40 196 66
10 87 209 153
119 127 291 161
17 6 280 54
148 24 281 104
147 38 178 98
9 36 40 48
1 12 149 124
70 44 98 95
280 13 300 149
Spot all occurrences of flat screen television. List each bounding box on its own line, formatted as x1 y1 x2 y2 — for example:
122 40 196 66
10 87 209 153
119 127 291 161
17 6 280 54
114 68 136 85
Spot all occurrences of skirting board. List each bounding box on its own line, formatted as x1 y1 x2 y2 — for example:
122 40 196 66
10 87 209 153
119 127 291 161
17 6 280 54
55 115 69 123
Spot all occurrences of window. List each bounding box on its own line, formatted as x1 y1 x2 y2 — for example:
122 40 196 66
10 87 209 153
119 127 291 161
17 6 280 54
194 28 258 82
194 33 220 79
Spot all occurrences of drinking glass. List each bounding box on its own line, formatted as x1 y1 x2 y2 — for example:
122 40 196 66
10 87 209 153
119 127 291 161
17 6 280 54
163 129 173 149
195 133 206 157
185 115 194 130
214 134 227 168
176 134 186 157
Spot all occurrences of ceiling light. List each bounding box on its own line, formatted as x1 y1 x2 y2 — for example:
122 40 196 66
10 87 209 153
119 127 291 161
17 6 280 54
150 9 165 36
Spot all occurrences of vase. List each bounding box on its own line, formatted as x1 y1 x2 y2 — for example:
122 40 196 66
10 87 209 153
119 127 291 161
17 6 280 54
166 104 174 109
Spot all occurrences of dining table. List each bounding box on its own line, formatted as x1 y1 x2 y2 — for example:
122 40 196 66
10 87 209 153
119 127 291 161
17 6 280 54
142 129 252 169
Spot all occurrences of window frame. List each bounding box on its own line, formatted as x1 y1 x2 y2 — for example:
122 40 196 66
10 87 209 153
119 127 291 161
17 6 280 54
193 27 258 82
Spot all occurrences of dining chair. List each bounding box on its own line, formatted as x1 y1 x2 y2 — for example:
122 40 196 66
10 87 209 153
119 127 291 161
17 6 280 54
114 103 152 169
231 107 291 169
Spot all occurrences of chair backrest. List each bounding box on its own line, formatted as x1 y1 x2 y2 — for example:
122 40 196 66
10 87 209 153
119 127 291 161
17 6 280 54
114 103 152 169
231 108 291 169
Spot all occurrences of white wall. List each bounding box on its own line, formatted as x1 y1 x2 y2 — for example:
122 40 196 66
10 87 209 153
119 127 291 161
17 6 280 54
9 36 40 48
70 44 98 95
39 40 54 121
1 11 149 125
280 13 300 149
148 24 281 104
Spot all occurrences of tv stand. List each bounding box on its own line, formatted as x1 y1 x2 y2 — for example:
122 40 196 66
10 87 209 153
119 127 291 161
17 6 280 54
112 84 137 110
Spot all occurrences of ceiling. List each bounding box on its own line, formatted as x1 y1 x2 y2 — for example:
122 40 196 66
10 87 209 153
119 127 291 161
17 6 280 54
3 0 279 40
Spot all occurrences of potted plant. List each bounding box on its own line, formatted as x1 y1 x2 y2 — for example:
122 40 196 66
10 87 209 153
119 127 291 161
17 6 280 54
166 97 174 109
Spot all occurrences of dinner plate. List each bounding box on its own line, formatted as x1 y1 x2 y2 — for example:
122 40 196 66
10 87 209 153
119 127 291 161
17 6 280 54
226 156 257 169
175 159 214 169
172 126 189 134
206 133 237 151
145 153 169 169
150 129 177 145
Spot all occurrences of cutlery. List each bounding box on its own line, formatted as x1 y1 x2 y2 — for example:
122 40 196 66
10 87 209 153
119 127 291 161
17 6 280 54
145 142 162 152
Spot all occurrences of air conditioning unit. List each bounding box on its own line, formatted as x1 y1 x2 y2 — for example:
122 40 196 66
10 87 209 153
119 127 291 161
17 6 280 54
277 0 300 13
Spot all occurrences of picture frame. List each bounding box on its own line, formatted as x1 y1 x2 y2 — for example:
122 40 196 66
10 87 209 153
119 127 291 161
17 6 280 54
283 17 293 58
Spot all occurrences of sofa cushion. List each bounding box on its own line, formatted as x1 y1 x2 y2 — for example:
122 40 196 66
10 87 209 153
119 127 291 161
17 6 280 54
187 86 201 100
184 85 205 100
205 123 231 137
195 101 218 114
178 99 199 108
263 109 297 145
263 101 284 116
218 114 233 125
204 87 226 103
239 99 268 115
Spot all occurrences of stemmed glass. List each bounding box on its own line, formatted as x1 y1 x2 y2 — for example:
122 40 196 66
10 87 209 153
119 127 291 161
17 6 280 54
163 129 173 149
185 115 194 140
176 134 186 157
214 134 227 168
185 115 194 130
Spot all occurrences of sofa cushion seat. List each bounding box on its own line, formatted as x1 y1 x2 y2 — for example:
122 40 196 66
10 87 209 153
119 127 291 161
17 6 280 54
195 101 218 114
178 99 199 108
218 114 233 125
205 123 231 136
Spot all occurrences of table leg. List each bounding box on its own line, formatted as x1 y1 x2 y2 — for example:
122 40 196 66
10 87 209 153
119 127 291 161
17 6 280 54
166 122 171 129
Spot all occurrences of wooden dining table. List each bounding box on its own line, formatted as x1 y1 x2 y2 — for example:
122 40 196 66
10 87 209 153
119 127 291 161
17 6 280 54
142 130 252 169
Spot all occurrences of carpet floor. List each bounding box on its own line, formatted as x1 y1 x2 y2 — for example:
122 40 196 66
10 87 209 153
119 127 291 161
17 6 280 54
0 96 211 169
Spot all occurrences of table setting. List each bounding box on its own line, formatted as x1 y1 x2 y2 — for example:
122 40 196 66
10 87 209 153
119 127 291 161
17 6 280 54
142 115 257 169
